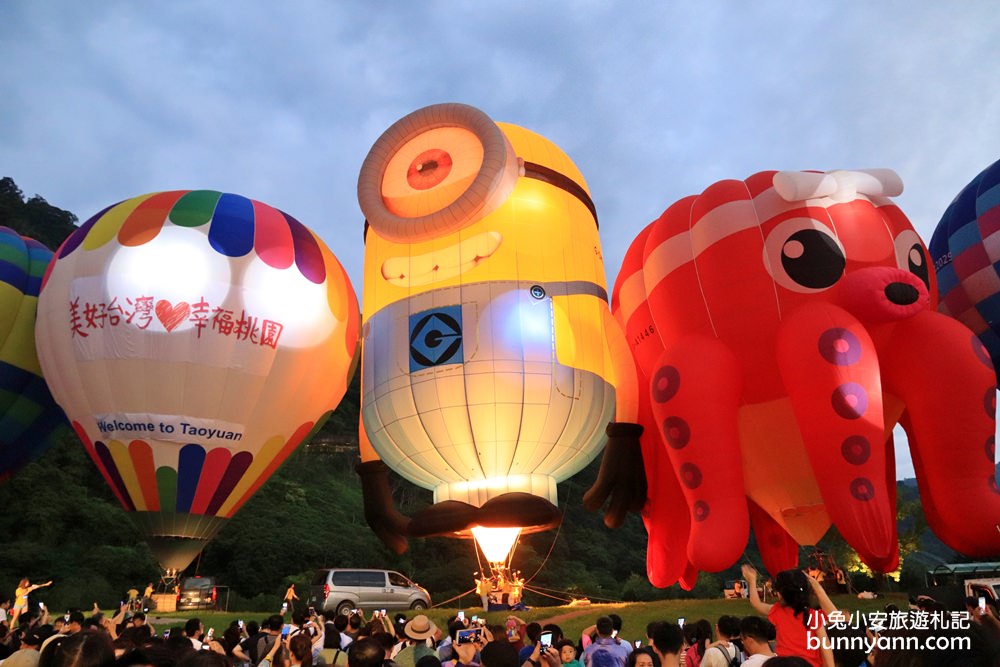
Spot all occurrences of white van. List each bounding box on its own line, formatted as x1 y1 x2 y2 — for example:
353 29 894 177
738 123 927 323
308 568 431 616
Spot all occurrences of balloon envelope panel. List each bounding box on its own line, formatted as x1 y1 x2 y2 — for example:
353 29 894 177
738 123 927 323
0 227 65 478
35 191 359 569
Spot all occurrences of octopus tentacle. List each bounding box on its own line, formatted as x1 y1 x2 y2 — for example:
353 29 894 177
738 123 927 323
776 302 895 568
747 498 800 576
640 392 692 587
680 562 700 591
648 334 748 572
877 310 1000 556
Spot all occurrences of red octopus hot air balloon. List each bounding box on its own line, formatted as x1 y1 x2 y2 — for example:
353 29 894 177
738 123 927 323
615 169 999 579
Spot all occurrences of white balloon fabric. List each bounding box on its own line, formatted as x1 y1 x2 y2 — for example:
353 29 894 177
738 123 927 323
35 190 359 570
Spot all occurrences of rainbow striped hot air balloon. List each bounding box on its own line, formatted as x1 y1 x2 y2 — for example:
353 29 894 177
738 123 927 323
0 227 65 479
35 191 359 571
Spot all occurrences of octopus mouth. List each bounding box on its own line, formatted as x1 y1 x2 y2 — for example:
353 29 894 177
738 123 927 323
380 231 502 288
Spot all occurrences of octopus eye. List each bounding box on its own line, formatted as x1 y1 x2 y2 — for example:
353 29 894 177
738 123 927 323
893 229 930 289
780 229 846 289
764 217 846 293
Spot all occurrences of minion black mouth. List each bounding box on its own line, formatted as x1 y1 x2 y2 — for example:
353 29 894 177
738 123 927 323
521 161 599 228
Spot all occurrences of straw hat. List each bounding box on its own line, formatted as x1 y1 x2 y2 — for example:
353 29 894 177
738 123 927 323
404 614 438 641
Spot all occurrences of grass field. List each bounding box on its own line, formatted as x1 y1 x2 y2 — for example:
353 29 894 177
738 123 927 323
139 594 909 642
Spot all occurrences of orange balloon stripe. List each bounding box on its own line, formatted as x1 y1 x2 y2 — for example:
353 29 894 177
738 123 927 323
128 439 160 512
224 421 313 517
325 251 352 322
215 433 284 516
82 194 154 251
118 191 187 247
73 421 130 510
189 447 232 515
253 199 295 269
108 439 146 511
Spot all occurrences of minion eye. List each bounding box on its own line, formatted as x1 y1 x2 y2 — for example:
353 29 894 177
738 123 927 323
359 103 520 243
382 127 483 216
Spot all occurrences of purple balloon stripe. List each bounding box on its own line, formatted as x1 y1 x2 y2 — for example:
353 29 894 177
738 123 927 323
284 211 326 284
94 441 136 512
204 451 254 515
59 202 117 258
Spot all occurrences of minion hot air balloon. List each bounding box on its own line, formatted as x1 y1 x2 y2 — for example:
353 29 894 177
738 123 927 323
0 227 66 478
35 192 359 573
355 103 643 563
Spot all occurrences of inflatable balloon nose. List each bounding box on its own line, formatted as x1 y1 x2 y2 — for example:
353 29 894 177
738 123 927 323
837 267 929 322
35 191 359 571
356 103 642 555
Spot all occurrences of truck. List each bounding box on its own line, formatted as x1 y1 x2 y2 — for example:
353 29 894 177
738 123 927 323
919 562 1000 611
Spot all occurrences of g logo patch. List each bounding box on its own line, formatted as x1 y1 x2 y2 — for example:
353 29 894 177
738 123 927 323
409 306 464 371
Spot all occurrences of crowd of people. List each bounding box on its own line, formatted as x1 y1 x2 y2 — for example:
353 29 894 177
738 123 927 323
0 566 997 667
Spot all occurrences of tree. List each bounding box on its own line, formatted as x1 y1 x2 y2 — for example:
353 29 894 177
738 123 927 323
0 177 78 249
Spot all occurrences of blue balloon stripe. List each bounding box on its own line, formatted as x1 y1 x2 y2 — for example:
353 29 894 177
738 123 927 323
0 259 27 290
26 246 53 282
175 443 206 513
979 328 1000 363
208 194 255 258
976 182 1000 218
929 218 951 265
18 373 57 409
0 364 55 410
24 275 42 295
947 186 978 237
977 160 1000 193
0 361 36 395
935 262 959 297
951 221 985 256
975 291 1000 327
6 415 58 451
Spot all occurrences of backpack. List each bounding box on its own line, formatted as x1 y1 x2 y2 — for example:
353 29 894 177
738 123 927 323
712 644 741 667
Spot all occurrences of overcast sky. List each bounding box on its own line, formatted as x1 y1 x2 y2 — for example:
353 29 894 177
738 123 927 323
4 2 1000 480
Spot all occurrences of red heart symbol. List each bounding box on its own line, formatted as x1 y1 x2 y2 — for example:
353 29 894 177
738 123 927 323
155 299 191 332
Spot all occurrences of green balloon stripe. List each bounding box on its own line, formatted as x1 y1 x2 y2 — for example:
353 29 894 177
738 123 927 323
0 244 27 268
0 387 16 412
169 191 222 228
156 466 178 513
